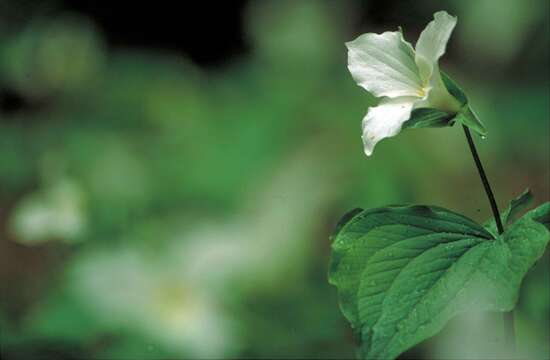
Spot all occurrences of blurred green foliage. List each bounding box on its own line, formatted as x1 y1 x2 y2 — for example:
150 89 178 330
0 0 548 359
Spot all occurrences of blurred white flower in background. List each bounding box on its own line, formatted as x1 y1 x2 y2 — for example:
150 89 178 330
69 143 338 358
9 178 87 244
346 11 462 155
70 247 238 358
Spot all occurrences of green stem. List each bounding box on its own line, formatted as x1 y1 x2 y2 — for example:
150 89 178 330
462 125 516 354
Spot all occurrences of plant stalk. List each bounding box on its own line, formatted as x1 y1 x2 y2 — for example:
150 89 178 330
462 126 504 234
462 125 516 355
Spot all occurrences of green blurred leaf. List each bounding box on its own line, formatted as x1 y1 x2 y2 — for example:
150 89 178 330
329 205 549 359
1 15 104 97
27 288 102 342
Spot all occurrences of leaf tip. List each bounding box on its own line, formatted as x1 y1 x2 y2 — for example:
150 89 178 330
330 207 364 242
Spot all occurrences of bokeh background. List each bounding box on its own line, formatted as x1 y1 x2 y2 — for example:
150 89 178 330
0 0 548 359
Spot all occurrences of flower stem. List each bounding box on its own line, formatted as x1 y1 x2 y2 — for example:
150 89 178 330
462 125 516 355
462 126 504 234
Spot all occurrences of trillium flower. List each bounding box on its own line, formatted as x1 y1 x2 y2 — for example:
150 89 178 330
347 11 484 156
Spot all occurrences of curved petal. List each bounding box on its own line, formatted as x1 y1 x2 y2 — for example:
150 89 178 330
413 67 462 113
347 31 423 98
361 97 416 156
426 68 462 112
415 11 457 83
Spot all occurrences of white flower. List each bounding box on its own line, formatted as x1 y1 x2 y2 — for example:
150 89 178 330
347 11 463 155
10 178 87 244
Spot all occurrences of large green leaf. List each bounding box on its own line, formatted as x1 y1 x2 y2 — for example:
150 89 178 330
527 202 550 230
329 204 549 360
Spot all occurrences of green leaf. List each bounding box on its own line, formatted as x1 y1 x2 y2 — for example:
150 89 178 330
441 72 468 106
402 108 455 130
524 201 550 231
441 72 488 136
485 189 534 236
455 104 487 136
506 189 535 223
329 205 549 360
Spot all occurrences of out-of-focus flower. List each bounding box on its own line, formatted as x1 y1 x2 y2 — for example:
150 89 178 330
70 247 239 358
347 11 465 155
9 178 87 244
67 144 337 357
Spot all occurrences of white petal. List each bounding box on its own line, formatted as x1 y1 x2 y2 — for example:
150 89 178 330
415 11 457 83
411 63 461 113
347 31 423 98
425 68 462 112
361 97 416 156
